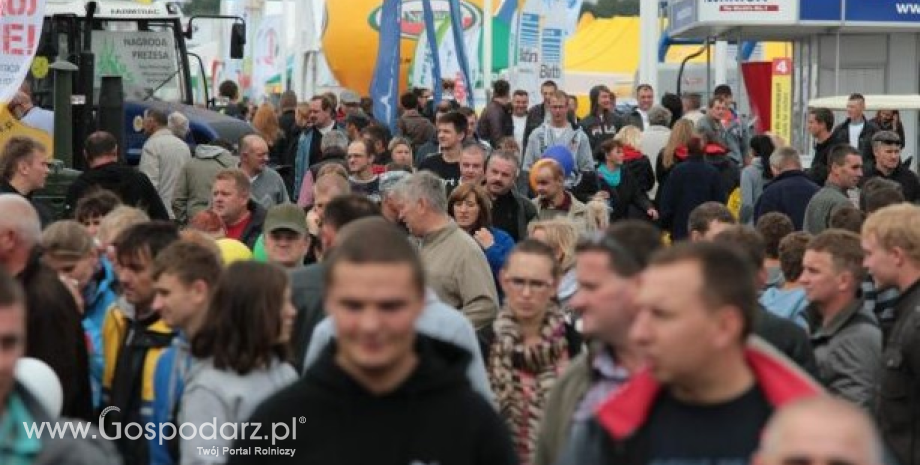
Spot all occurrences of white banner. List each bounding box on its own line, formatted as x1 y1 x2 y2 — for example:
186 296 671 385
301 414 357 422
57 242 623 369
251 15 283 100
0 0 46 102
511 0 566 106
699 0 798 23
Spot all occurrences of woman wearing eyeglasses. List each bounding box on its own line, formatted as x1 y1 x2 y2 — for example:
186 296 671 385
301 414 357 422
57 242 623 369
479 240 582 465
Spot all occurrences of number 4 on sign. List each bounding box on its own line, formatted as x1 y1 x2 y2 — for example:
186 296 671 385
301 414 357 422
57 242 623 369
773 58 791 76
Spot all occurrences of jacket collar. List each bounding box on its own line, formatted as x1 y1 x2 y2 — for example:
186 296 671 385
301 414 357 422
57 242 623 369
772 169 810 182
421 221 460 248
595 336 822 440
807 298 864 340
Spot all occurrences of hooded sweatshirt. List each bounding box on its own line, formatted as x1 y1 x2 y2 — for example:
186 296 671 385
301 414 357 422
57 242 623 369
173 144 239 224
579 86 625 161
227 336 518 465
64 161 170 220
556 337 822 465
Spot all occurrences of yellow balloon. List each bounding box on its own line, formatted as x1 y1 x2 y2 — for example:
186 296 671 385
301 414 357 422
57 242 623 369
322 0 491 94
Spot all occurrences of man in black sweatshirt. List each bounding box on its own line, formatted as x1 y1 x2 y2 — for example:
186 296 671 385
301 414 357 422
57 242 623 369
229 218 517 465
64 131 170 220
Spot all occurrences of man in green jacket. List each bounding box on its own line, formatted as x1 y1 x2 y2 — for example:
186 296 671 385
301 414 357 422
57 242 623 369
533 221 662 465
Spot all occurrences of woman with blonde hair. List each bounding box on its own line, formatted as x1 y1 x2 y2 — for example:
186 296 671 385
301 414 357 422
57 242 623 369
251 102 287 167
614 125 655 195
655 118 695 205
388 136 415 170
527 219 579 324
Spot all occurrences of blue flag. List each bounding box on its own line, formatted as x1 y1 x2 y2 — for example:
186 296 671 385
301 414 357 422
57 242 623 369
447 0 474 108
370 0 402 133
421 0 443 105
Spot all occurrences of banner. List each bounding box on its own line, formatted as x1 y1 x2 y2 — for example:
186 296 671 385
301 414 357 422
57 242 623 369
0 0 52 156
511 0 566 106
770 58 792 142
370 0 402 132
448 0 475 107
250 15 283 100
563 0 584 36
421 0 443 103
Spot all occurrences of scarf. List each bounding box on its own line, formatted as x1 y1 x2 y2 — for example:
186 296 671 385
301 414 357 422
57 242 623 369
488 305 571 464
622 145 644 162
598 163 622 188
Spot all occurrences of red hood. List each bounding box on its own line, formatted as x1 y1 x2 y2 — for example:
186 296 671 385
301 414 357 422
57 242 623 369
674 146 689 161
622 145 644 162
704 143 728 156
596 337 822 440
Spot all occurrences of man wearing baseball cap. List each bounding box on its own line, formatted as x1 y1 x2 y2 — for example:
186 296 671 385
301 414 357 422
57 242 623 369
263 204 311 270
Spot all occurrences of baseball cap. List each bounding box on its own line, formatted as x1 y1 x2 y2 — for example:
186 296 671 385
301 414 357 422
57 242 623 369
340 89 361 105
264 204 308 235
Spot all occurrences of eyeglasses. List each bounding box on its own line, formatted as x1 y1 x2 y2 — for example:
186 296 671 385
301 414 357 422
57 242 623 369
506 276 554 292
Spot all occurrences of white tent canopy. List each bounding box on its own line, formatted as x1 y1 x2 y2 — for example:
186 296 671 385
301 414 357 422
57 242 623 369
808 95 920 111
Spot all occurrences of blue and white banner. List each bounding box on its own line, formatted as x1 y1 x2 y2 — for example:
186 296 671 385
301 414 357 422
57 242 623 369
448 0 475 107
370 0 402 132
421 0 443 103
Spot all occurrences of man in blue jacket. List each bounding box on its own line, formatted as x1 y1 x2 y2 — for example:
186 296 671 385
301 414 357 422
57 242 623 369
754 146 820 230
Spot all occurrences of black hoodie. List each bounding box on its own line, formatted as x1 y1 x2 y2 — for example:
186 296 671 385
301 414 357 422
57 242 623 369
579 86 626 162
229 336 517 465
64 162 170 220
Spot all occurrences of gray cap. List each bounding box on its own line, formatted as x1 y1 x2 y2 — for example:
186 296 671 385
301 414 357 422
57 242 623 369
340 89 361 105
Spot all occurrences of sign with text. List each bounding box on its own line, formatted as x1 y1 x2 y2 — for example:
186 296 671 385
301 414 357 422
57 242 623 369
92 30 180 100
699 0 798 23
0 0 52 156
770 58 792 142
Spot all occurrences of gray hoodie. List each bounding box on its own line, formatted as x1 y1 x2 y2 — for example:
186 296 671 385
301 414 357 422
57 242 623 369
178 357 297 465
173 144 239 224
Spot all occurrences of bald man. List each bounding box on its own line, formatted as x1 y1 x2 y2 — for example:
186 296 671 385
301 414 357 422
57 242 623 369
754 397 884 465
0 195 93 421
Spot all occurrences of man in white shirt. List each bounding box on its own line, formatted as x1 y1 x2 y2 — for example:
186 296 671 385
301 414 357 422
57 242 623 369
9 85 53 137
511 90 529 150
830 93 879 165
627 84 655 130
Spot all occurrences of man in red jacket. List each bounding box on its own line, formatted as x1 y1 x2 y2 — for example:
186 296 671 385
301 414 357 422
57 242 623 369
557 241 821 465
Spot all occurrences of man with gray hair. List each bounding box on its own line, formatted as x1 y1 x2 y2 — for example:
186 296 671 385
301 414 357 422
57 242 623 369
640 105 673 169
379 170 411 225
753 397 884 465
865 130 920 202
754 146 820 230
393 171 498 329
140 108 191 219
0 194 93 421
167 111 190 139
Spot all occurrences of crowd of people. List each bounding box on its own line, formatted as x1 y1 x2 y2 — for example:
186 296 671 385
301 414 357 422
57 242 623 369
0 77 917 465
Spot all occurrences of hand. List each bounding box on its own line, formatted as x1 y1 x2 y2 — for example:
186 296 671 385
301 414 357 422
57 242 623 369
474 228 495 249
647 208 659 220
60 275 84 314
